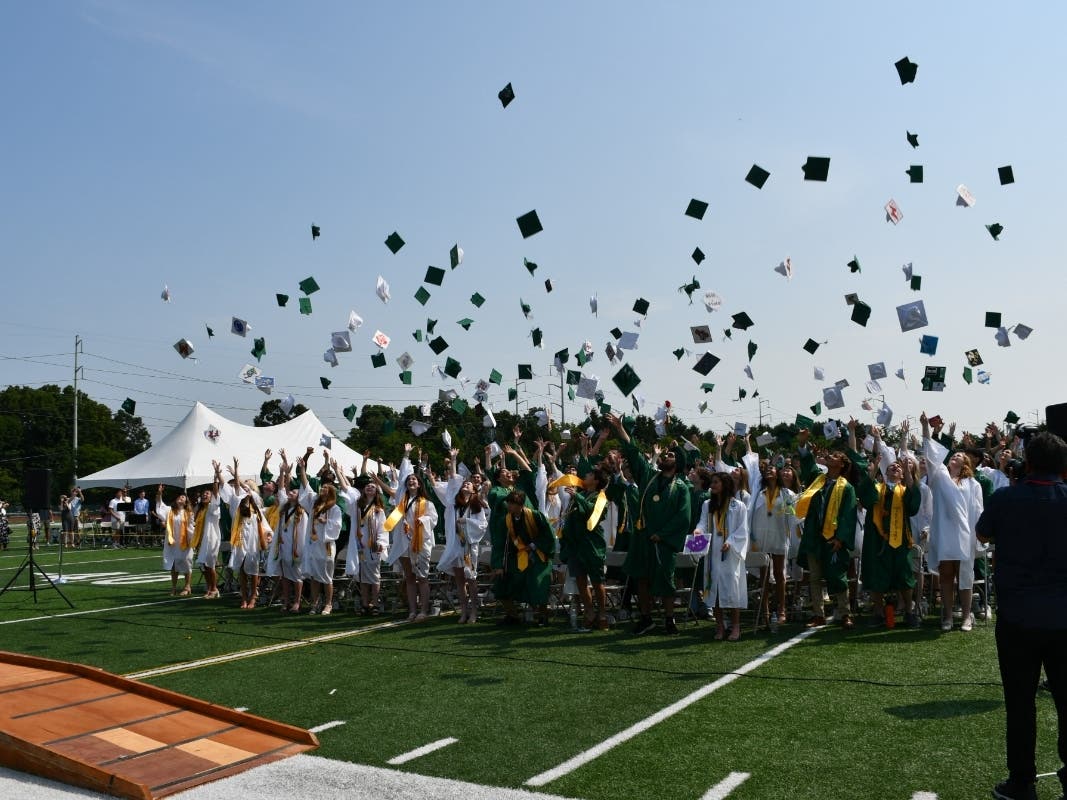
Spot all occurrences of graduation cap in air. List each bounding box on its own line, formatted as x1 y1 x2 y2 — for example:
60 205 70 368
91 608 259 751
426 318 437 334
376 275 390 303
348 311 363 331
519 299 532 318
809 402 822 417
847 256 861 273
851 301 872 327
320 377 331 390
747 341 758 361
692 352 720 375
610 327 623 340
121 398 136 415
919 335 939 356
685 198 708 219
443 357 462 379
508 387 518 401
774 258 793 279
722 328 732 340
518 364 533 380
673 348 685 360
802 156 830 181
737 387 747 400
589 295 598 316
995 326 1012 347
451 397 468 414
299 297 312 315
424 266 446 286
803 338 821 355
985 311 1002 328
691 325 712 344
1014 323 1033 340
371 352 386 368
910 275 922 291
822 386 845 410
342 404 357 422
554 347 570 367
704 291 723 312
498 82 515 108
276 294 289 309
566 369 581 386
470 292 486 308
963 366 973 385
457 318 474 331
731 311 754 331
231 317 249 337
956 184 976 207
633 297 650 316
544 279 553 293
617 331 639 350
868 362 888 380
399 371 413 386
998 165 1015 185
396 351 414 371
278 394 295 416
987 223 1004 240
412 328 423 343
906 165 923 183
745 164 770 189
299 276 320 295
1005 410 1021 424
251 337 266 361
311 224 320 240
894 56 918 85
489 369 503 385
679 277 700 302
700 383 715 393
428 336 449 355
906 131 919 148
516 210 543 239
523 257 537 276
446 245 463 272
372 330 391 349
896 300 929 332
531 328 543 348
414 287 431 306
921 366 947 392
384 231 405 254
323 348 339 368
692 247 705 265
885 199 903 224
160 284 171 302
205 324 214 338
966 348 983 366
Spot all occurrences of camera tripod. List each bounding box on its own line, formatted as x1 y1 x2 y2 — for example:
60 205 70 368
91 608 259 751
0 518 73 607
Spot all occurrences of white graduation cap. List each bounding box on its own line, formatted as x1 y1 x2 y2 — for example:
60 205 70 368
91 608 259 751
823 386 845 410
823 420 840 439
743 365 754 380
698 401 708 413
231 317 250 337
868 362 887 380
456 461 471 478
977 369 991 384
397 352 414 370
174 338 195 359
348 310 364 331
618 331 639 350
654 420 666 437
1013 323 1033 340
773 257 793 279
901 262 913 281
862 434 875 452
255 376 274 395
410 420 430 437
323 348 339 367
420 403 431 417
331 331 352 352
703 291 723 312
632 392 646 411
586 425 598 438
995 326 1011 347
161 284 171 302
814 366 825 381
861 400 873 411
576 375 599 400
438 388 458 402
474 389 489 404
432 365 446 381
560 429 572 441
534 409 550 427
956 184 976 207
372 330 391 349
483 407 497 428
682 439 700 452
238 364 261 383
877 403 894 426
896 300 929 332
590 296 598 316
756 432 775 447
865 380 882 394
885 198 903 225
734 421 748 436
376 275 390 303
280 394 296 416
487 442 502 459
319 434 332 449
895 367 906 380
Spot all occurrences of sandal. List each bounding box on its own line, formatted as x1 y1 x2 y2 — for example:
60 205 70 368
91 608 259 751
727 629 741 642
714 625 726 641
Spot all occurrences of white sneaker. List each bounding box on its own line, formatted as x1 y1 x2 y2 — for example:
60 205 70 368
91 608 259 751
960 614 974 632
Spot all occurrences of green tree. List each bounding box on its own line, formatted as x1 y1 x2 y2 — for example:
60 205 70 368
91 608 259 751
253 398 308 427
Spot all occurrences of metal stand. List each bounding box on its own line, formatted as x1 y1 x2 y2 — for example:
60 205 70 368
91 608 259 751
0 521 74 607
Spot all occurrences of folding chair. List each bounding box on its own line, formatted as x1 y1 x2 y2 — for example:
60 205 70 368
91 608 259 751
972 544 994 622
744 551 771 634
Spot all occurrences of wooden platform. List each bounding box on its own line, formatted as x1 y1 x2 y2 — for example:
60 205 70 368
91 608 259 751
0 651 318 799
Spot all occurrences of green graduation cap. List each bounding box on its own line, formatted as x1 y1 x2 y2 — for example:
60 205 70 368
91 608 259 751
598 402 611 415
747 341 758 361
906 131 919 148
508 388 518 401
516 209 543 239
444 357 462 379
847 256 861 273
251 337 266 361
450 243 463 268
524 257 537 275
554 347 569 366
566 369 581 385
299 297 312 315
685 198 709 220
343 404 358 422
451 397 469 414
205 325 214 338
568 386 576 401
906 165 923 183
731 311 754 331
518 364 533 380
796 413 815 430
276 293 289 307
520 299 532 318
985 311 1002 328
413 328 423 342
311 224 320 240
385 231 405 254
633 297 650 316
426 318 438 334
1004 410 1020 424
299 276 320 295
910 275 922 291
894 56 918 85
851 301 872 327
673 348 685 360
399 370 412 385
723 328 733 339
424 266 446 286
745 164 770 189
963 366 973 385
457 318 474 331
371 352 386 368
692 247 705 265
382 419 396 434
612 363 641 396
700 383 715 393
802 156 831 181
428 336 448 355
414 286 431 306
738 387 747 400
320 377 331 390
809 402 821 416
679 276 700 302
531 328 543 347
803 338 820 354
121 397 136 415
470 292 485 308
987 223 1004 241
576 348 589 366
489 368 503 385
998 165 1015 185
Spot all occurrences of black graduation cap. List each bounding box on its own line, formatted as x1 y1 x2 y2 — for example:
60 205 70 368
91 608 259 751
520 299 532 318
523 257 537 275
745 164 770 189
847 256 861 273
554 347 569 366
851 301 872 327
906 131 919 148
987 223 1004 241
311 224 320 240
516 210 543 239
985 311 1002 328
679 276 700 302
612 363 641 396
276 294 289 307
911 275 922 291
371 353 386 368
906 165 923 183
121 398 136 415
205 325 214 338
685 198 709 219
633 298 650 316
692 247 705 265
692 352 720 375
894 56 918 85
731 311 754 331
428 336 449 355
998 165 1015 185
414 286 431 306
498 82 515 108
385 231 405 254
566 369 581 386
518 364 533 380
426 318 437 334
450 244 463 269
802 156 830 181
1005 410 1021 424
443 357 462 379
531 328 543 347
722 328 733 339
673 348 685 360
610 327 622 340
508 388 518 401
803 338 820 354
544 278 553 293
343 404 357 422
424 266 446 286
320 377 331 389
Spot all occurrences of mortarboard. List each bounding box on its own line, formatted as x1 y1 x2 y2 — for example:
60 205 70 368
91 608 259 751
802 156 830 181
822 386 845 410
205 324 214 338
673 348 685 360
920 334 939 355
906 131 919 148
998 165 1015 185
238 364 261 383
428 336 449 355
376 275 390 303
311 224 320 240
409 419 428 435
823 420 840 439
692 247 705 265
692 352 720 375
1014 323 1033 340
299 276 320 295
747 341 758 361
523 257 537 275
1005 411 1020 424
372 330 391 349
966 348 983 366
774 257 793 278
610 327 622 340
251 337 266 361
343 404 357 422
320 377 331 390
444 357 462 379
319 434 331 450
544 278 553 293
385 231 405 254
701 383 715 393
451 397 468 414
279 394 295 416
911 275 922 291
470 292 485 308
809 402 822 416
231 317 249 337
331 331 352 352
577 344 592 366
987 223 1004 240
906 165 923 183
618 331 639 350
554 347 570 366
896 300 929 332
868 362 887 380
399 370 412 386
396 351 414 370
679 276 700 302
450 244 463 269
995 326 1011 347
963 366 973 385
531 328 543 347
894 56 918 85
414 286 431 306
633 297 650 316
731 311 754 331
921 366 946 392
348 310 363 331
845 293 859 306
489 368 503 385
413 329 423 342
691 325 712 344
703 291 723 312
737 387 747 400
590 295 597 315
576 375 599 400
457 318 474 331
956 184 976 207
566 369 581 385
803 338 820 355
814 366 825 380
371 352 386 368
744 365 754 379
796 413 815 430
121 398 136 415
299 297 312 315
985 311 1002 328
877 404 894 426
498 82 515 108
886 198 903 224
851 301 872 327
160 284 171 302
745 164 770 189
685 198 709 219
518 364 533 380
902 262 914 281
978 369 991 384
424 266 445 286
508 387 518 400
847 256 861 273
426 318 437 334
516 210 543 239
520 299 532 318
723 328 732 339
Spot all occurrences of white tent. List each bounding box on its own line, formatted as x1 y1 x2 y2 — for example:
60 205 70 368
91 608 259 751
78 402 375 489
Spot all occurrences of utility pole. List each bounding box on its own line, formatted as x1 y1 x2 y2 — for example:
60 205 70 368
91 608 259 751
73 335 83 479
546 362 566 426
513 379 526 416
758 398 770 427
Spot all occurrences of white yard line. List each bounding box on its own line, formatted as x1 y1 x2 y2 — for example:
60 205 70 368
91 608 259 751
910 793 938 799
525 627 820 787
700 772 750 800
0 595 196 625
387 737 459 765
309 720 347 734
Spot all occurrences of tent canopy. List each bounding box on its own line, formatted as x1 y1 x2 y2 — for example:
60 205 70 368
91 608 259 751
78 402 376 489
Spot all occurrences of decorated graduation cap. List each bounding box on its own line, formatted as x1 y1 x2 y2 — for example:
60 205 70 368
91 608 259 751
998 165 1015 185
896 300 929 332
731 311 754 331
850 301 872 327
987 223 1004 240
802 156 830 181
428 336 449 355
299 276 319 295
985 311 1002 328
174 339 194 359
633 297 650 316
685 198 708 219
498 81 515 108
995 326 1012 347
906 165 923 183
691 247 705 265
847 255 861 273
691 325 712 344
921 366 947 392
906 131 919 148
323 348 339 368
703 291 723 312
231 317 249 337
822 386 845 410
692 352 720 375
414 286 431 306
299 297 312 315
803 338 821 355
745 164 770 189
320 377 331 390
311 223 320 240
384 231 405 254
894 56 918 85
516 210 543 239
919 334 939 355
343 404 358 422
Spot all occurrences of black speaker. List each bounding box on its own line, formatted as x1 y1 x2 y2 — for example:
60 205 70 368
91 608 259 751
24 468 52 509
1047 403 1067 441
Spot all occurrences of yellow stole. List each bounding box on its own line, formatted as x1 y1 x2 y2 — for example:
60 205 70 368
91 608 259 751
402 497 428 554
165 510 188 548
794 473 848 539
191 507 207 549
231 511 268 549
548 474 583 490
586 490 608 533
710 502 729 537
872 483 909 549
265 503 281 532
506 508 545 571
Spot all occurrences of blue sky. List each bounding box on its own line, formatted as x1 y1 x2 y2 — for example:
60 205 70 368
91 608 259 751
2 1 1062 447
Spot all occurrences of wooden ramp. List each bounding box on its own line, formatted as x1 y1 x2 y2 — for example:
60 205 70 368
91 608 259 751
0 651 318 800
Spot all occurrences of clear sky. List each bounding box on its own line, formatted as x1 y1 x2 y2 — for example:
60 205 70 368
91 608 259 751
2 1 1063 448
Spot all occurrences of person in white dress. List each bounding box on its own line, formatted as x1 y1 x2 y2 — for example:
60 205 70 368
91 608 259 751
220 459 272 610
156 483 193 597
298 460 342 615
921 412 985 632
694 472 750 641
351 481 388 615
748 463 797 626
273 462 309 613
386 445 440 622
435 449 489 624
190 461 223 599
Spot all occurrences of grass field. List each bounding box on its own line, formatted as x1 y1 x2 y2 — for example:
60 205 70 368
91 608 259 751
1 534 1063 800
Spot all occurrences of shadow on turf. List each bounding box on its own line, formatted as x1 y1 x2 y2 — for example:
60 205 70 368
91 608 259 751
884 698 1001 719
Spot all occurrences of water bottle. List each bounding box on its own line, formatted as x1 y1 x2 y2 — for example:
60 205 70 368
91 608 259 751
769 612 779 633
569 600 578 631
885 602 896 629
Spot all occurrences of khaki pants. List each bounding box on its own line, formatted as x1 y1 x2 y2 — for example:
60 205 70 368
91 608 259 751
807 557 848 617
